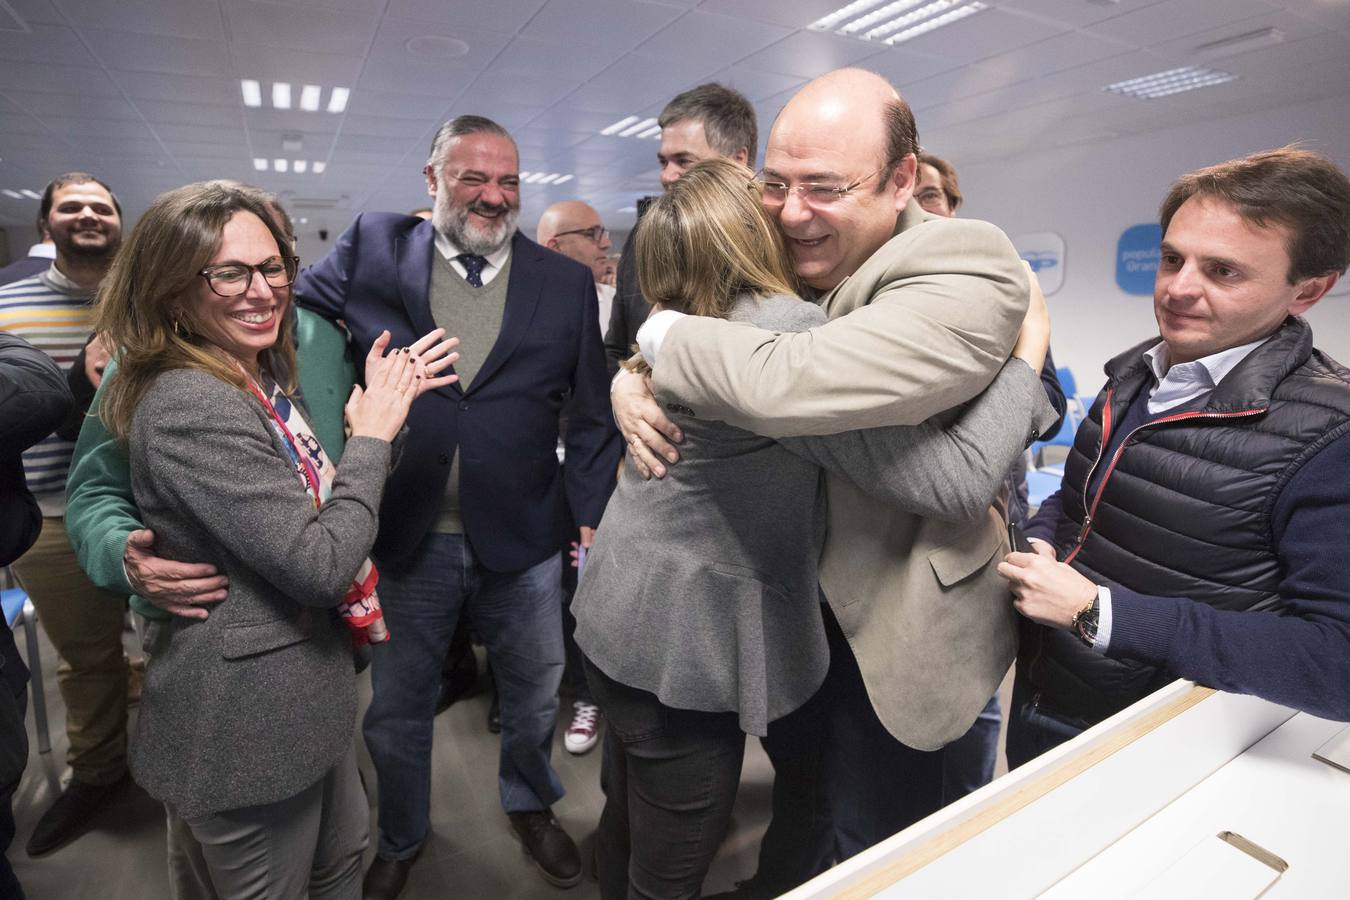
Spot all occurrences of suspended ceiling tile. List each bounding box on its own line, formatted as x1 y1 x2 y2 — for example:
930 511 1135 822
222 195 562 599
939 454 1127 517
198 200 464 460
3 60 120 95
638 9 793 65
110 70 240 105
92 29 232 76
231 42 364 84
221 0 378 56
55 0 226 40
739 29 894 79
1082 0 1275 48
521 0 684 47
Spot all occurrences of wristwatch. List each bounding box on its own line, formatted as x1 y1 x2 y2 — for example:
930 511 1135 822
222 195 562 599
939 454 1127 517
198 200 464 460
1071 594 1101 647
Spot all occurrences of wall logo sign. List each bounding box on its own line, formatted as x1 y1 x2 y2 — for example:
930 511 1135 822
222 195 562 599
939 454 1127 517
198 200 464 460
1013 232 1065 296
1116 224 1162 295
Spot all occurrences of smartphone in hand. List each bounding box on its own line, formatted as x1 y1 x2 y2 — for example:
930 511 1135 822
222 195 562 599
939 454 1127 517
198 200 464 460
1008 521 1033 554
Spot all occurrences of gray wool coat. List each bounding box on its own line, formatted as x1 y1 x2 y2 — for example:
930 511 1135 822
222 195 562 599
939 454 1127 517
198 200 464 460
574 293 1052 736
128 367 391 819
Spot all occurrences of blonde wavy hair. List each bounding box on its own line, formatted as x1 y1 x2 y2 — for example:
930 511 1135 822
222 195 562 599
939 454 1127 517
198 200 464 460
627 158 799 371
97 180 298 440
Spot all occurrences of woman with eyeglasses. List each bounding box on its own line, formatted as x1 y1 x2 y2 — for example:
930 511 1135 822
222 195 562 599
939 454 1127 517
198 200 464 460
94 180 457 898
572 158 1053 899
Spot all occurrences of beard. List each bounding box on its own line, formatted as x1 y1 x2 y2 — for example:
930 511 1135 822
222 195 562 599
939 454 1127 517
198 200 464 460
432 186 519 257
54 227 120 262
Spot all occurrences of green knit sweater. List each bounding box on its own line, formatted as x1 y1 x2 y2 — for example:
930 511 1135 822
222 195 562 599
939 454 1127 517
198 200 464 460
65 309 355 619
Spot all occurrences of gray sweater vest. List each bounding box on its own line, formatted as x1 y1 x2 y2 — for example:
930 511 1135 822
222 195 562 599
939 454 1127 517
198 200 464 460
428 251 512 533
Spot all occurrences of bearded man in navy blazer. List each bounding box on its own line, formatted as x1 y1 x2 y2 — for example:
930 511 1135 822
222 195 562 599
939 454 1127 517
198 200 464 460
295 115 619 896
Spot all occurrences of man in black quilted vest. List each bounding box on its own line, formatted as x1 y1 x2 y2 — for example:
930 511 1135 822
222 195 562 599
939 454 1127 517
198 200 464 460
999 147 1350 766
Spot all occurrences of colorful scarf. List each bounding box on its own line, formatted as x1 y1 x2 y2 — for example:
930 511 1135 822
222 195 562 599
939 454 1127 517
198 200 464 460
245 375 389 645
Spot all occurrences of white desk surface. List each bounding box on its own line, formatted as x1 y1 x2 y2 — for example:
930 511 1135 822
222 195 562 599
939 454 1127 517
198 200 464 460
1041 712 1350 898
786 684 1349 899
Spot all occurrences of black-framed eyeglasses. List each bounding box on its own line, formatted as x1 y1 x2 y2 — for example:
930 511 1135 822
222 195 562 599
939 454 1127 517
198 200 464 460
554 225 609 244
753 167 888 208
198 255 299 297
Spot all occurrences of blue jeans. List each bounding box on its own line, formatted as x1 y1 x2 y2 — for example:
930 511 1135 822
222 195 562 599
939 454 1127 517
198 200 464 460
1005 669 1087 770
363 533 565 860
940 694 1001 805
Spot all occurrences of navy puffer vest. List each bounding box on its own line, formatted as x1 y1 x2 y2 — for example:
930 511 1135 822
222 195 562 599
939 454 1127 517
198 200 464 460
1022 317 1350 723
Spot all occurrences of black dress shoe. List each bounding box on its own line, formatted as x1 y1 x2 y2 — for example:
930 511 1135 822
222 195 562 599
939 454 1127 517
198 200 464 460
25 774 129 857
362 855 417 900
509 810 582 888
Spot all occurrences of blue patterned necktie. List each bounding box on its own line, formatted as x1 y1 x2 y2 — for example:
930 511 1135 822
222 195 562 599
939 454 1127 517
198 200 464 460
457 253 487 288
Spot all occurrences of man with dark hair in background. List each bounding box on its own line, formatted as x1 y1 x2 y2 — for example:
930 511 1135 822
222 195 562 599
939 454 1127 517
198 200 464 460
1002 147 1350 764
602 82 758 373
0 172 130 858
0 333 72 899
296 115 619 897
915 151 964 219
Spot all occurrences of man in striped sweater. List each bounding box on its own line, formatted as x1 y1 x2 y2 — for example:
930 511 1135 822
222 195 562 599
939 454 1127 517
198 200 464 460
0 172 127 857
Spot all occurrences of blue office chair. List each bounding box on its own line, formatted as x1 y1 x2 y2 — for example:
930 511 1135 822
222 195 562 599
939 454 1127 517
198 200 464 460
2 586 51 754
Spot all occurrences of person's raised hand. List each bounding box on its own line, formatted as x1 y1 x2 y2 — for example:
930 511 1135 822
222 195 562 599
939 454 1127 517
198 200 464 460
124 529 227 620
84 332 112 389
347 331 419 442
406 327 460 397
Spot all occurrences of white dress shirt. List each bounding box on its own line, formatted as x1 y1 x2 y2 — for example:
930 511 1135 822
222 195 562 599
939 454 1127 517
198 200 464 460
433 229 512 286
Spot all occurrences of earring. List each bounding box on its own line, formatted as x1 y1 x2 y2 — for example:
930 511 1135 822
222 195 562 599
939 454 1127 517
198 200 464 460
172 318 188 338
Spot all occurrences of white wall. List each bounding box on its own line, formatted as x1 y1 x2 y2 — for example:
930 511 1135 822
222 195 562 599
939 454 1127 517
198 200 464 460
954 93 1350 395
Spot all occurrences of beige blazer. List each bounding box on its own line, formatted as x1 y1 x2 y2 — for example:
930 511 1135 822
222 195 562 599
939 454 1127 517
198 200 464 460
652 201 1040 750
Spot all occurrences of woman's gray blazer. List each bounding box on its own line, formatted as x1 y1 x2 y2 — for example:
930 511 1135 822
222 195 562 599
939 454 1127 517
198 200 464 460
128 368 390 819
574 293 1051 736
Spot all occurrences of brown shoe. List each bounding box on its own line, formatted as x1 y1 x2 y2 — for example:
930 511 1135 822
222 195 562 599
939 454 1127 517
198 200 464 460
509 810 582 888
362 854 417 900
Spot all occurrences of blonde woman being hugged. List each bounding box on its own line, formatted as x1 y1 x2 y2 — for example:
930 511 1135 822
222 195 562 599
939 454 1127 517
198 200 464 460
96 181 457 899
572 158 1054 899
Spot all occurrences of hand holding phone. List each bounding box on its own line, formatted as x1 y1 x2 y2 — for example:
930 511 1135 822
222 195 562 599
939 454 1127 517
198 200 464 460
1008 521 1033 554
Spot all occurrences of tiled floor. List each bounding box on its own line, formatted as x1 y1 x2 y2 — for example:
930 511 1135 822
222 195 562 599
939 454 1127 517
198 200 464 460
6 627 775 899
6 619 1014 899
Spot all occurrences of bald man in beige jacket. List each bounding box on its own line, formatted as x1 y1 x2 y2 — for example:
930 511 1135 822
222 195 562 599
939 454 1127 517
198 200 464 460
613 69 1054 890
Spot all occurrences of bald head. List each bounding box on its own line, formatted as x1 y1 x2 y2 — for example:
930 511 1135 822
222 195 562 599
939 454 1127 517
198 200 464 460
775 69 898 149
537 200 612 282
763 68 920 291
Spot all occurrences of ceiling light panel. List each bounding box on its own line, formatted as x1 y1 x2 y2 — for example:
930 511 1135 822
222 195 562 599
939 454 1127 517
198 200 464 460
601 115 661 139
809 0 987 43
299 84 322 112
884 1 984 44
240 80 350 113
1103 65 1238 100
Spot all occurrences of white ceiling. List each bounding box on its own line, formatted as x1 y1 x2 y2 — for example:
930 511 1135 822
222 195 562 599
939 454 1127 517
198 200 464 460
1 0 1347 241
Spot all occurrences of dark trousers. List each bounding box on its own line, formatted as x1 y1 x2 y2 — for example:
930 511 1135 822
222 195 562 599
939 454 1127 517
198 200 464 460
1005 669 1087 770
586 660 745 900
940 694 1001 805
1 626 29 900
751 607 946 886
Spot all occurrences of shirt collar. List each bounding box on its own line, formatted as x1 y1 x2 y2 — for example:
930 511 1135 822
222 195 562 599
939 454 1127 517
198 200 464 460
39 262 89 296
1143 335 1271 389
433 228 512 270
